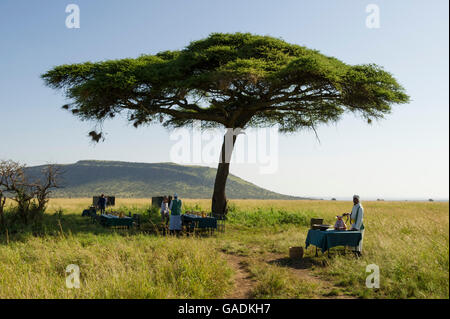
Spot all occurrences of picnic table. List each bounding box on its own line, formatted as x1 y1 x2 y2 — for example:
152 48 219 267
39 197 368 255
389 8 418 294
100 214 133 228
181 214 217 233
305 229 362 255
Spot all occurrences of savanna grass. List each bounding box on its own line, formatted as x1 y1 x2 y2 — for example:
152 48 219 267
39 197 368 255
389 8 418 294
0 198 447 299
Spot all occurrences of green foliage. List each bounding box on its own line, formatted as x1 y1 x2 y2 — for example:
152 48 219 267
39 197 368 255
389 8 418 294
143 205 163 225
1 202 46 235
182 202 203 213
42 32 409 134
227 207 316 228
1 161 60 227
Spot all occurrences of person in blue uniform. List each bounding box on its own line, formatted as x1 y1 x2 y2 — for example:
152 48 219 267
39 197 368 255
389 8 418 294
169 193 182 236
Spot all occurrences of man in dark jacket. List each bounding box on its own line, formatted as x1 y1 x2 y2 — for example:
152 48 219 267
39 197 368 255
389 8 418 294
98 194 107 215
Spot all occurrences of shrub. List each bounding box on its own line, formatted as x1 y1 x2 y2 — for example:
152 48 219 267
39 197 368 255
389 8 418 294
227 208 316 228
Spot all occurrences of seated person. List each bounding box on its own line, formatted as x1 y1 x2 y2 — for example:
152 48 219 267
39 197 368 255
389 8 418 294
160 196 170 225
334 215 347 230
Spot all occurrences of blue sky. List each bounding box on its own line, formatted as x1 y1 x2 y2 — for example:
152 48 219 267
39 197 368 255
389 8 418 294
0 0 448 200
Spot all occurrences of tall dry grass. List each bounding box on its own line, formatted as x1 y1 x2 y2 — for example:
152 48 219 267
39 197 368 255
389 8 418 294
0 198 448 298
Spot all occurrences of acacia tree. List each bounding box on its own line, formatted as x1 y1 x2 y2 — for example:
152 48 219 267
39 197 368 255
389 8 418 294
42 33 409 215
0 160 62 225
33 165 63 212
0 160 32 223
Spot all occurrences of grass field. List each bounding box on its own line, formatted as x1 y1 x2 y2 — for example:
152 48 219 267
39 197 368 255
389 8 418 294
0 198 448 299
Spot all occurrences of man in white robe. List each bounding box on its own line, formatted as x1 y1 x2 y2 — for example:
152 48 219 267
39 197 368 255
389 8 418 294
345 195 365 255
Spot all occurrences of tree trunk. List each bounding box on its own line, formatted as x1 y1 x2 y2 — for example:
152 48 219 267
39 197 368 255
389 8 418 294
211 129 238 216
211 161 231 216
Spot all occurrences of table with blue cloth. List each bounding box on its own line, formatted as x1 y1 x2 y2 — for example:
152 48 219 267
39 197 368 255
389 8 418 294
181 214 217 234
100 214 133 228
305 229 362 255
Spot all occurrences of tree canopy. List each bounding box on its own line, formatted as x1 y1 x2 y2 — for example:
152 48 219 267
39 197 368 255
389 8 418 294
42 32 409 136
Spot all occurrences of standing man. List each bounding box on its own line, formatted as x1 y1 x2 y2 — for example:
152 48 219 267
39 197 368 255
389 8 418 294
160 196 170 226
344 195 365 256
169 193 182 236
98 194 107 215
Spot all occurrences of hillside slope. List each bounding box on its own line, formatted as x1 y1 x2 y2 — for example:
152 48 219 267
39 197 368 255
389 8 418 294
25 160 304 199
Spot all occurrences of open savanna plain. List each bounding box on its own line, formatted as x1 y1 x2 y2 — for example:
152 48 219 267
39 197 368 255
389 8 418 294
0 198 448 299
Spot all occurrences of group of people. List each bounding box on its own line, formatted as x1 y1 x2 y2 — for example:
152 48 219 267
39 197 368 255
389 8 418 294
160 193 183 235
98 192 365 254
159 193 365 252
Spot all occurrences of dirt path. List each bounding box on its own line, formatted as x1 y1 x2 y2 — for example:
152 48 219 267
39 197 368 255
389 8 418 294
223 253 257 299
223 252 355 299
264 252 355 299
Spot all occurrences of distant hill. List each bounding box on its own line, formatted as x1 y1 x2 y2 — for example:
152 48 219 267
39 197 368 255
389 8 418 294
25 160 305 199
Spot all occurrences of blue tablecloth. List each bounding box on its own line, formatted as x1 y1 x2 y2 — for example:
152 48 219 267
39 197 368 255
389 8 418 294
100 214 133 227
181 214 217 229
305 229 362 253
